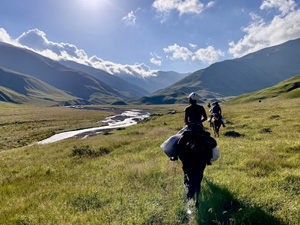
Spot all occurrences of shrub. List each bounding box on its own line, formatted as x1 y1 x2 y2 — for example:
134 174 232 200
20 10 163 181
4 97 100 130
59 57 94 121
269 115 280 119
102 130 112 135
224 131 243 137
98 147 111 155
261 127 272 133
72 145 111 157
72 145 94 157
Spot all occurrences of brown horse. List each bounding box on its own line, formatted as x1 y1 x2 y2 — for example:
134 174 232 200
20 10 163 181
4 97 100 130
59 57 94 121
211 116 222 137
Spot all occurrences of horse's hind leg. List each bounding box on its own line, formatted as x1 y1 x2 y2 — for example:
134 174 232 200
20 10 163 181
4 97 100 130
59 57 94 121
195 191 200 207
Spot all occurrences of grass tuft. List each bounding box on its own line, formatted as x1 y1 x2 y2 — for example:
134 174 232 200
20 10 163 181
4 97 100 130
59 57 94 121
72 145 111 157
261 127 272 133
68 192 104 212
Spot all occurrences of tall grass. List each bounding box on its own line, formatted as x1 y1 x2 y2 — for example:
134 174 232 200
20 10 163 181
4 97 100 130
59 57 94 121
0 99 299 224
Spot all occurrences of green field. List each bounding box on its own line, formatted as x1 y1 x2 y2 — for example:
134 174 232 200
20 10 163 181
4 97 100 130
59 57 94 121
0 99 299 224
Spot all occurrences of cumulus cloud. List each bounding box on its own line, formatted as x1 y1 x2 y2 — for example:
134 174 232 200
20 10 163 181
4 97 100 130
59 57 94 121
206 1 215 8
150 57 162 66
17 29 89 61
260 0 296 16
164 43 193 60
122 11 137 25
249 12 261 21
192 46 225 63
0 28 158 78
229 0 300 57
152 0 215 16
149 52 162 66
189 43 198 49
0 28 14 44
164 43 224 64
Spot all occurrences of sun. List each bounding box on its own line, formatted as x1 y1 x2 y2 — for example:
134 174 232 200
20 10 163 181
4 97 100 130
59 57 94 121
77 0 105 11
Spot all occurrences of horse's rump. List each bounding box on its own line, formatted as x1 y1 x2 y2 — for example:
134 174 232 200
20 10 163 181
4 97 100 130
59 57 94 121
211 115 222 137
177 133 212 169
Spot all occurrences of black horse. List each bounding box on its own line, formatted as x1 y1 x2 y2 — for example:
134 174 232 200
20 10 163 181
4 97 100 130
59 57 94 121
177 130 215 206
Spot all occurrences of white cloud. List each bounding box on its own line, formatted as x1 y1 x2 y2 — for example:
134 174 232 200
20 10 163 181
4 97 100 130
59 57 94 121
150 57 162 66
189 43 198 49
164 43 193 60
260 0 296 16
192 46 225 63
164 43 224 64
152 0 215 16
0 28 158 78
206 1 215 9
150 52 162 66
249 12 261 21
150 52 162 59
228 0 300 57
0 28 14 44
122 11 137 25
17 29 89 60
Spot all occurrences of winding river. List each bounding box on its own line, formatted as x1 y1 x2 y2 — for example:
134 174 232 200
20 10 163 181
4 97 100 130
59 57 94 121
38 109 150 144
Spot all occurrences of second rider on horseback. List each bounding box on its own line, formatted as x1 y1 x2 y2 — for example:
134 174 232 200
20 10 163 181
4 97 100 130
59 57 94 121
208 101 226 127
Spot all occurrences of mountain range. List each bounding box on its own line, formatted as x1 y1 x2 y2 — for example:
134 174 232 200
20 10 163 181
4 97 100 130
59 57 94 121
0 66 85 105
134 38 300 104
0 42 188 105
113 70 189 93
58 60 150 98
0 38 300 106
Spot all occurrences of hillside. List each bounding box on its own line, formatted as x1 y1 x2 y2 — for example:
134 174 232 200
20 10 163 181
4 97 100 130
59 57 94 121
139 38 300 104
129 90 228 105
0 66 86 105
226 74 300 104
59 60 150 98
0 42 129 104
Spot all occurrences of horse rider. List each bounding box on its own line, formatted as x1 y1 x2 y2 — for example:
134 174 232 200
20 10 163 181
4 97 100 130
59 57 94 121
184 92 207 131
176 92 216 206
208 101 226 127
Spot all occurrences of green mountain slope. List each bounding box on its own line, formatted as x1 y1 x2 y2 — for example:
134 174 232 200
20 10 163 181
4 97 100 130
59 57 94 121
59 60 149 99
0 66 87 106
0 42 127 104
227 74 300 104
139 38 300 104
130 90 228 105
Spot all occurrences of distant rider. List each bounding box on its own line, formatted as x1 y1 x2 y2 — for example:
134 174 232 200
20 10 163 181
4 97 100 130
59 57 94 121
208 101 225 127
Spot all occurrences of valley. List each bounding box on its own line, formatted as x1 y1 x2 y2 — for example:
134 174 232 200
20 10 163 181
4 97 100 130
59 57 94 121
1 1 300 224
0 98 299 224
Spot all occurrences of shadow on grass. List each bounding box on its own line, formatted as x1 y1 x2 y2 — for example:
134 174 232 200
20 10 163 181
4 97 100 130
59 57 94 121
196 179 284 225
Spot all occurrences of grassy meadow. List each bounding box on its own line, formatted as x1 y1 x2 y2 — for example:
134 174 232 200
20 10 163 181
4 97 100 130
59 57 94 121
0 99 300 224
0 104 113 150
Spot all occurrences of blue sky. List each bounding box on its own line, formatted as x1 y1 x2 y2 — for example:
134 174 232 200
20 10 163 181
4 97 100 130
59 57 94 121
0 0 300 76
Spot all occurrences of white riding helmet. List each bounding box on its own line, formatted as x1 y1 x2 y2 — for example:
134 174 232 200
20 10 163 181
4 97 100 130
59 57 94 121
188 92 200 101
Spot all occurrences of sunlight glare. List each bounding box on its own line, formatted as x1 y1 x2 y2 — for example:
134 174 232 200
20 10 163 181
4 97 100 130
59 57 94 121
77 0 105 11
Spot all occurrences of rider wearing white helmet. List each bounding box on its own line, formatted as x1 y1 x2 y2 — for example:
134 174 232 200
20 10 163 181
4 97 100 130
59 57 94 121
184 92 207 130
